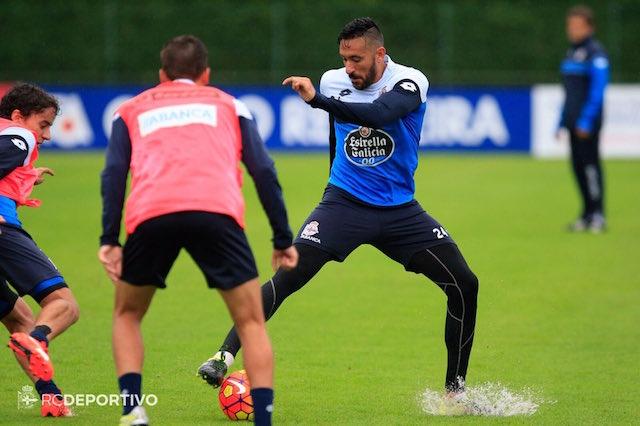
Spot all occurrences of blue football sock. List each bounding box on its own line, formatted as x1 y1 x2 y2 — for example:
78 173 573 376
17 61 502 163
118 372 142 415
30 325 51 346
35 379 62 398
250 387 273 426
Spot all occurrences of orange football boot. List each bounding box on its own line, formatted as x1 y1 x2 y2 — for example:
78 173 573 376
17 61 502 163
41 394 72 417
8 332 54 381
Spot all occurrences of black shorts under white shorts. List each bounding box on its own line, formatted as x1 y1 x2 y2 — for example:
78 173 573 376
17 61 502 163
294 184 455 267
0 224 66 318
122 211 258 290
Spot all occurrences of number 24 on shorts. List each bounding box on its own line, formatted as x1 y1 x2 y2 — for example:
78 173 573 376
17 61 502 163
432 226 449 239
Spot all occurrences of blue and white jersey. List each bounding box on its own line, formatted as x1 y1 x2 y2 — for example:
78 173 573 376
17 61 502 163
560 37 609 133
312 56 428 206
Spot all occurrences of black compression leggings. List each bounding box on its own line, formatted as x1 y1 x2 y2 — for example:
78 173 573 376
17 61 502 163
221 244 332 354
220 242 478 391
406 244 478 391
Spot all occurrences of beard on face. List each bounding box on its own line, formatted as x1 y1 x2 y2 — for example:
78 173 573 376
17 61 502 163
349 62 377 90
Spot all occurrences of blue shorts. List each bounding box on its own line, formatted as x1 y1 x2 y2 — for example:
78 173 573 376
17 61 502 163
294 185 455 267
0 224 66 318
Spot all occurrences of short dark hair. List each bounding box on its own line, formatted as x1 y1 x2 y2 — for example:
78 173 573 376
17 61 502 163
0 83 59 119
567 5 595 27
160 35 208 80
338 17 384 46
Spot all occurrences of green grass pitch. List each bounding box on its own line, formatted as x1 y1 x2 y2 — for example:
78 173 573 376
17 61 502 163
0 153 638 424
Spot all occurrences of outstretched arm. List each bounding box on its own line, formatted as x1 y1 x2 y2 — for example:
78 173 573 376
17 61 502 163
283 76 422 128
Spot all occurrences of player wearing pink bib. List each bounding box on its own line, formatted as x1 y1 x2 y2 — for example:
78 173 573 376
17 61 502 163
0 118 42 207
1 83 77 417
98 35 297 426
116 81 248 235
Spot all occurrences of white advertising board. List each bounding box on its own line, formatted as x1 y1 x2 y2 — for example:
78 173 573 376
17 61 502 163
532 84 640 158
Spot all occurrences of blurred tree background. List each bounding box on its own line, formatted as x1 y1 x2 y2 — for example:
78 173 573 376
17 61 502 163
1 0 638 86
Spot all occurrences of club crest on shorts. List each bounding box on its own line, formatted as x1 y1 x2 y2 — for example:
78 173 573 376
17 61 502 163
344 126 395 167
300 221 321 243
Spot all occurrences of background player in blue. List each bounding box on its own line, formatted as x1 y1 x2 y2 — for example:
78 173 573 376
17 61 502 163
0 83 78 417
558 5 609 233
199 17 479 401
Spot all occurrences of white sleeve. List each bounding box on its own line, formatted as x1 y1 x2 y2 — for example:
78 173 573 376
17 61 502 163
233 99 253 120
319 70 337 97
402 69 429 103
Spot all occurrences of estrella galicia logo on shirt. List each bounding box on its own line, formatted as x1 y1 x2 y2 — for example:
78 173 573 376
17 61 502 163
344 127 395 167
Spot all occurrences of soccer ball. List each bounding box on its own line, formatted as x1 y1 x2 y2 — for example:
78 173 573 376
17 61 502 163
218 370 254 421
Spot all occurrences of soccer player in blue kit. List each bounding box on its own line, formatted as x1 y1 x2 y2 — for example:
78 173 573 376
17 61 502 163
559 5 609 233
199 17 479 399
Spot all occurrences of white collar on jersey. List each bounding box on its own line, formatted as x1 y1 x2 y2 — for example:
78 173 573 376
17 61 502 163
366 55 395 92
172 78 196 85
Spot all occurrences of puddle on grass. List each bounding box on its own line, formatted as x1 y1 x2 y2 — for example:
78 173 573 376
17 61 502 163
419 382 549 416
